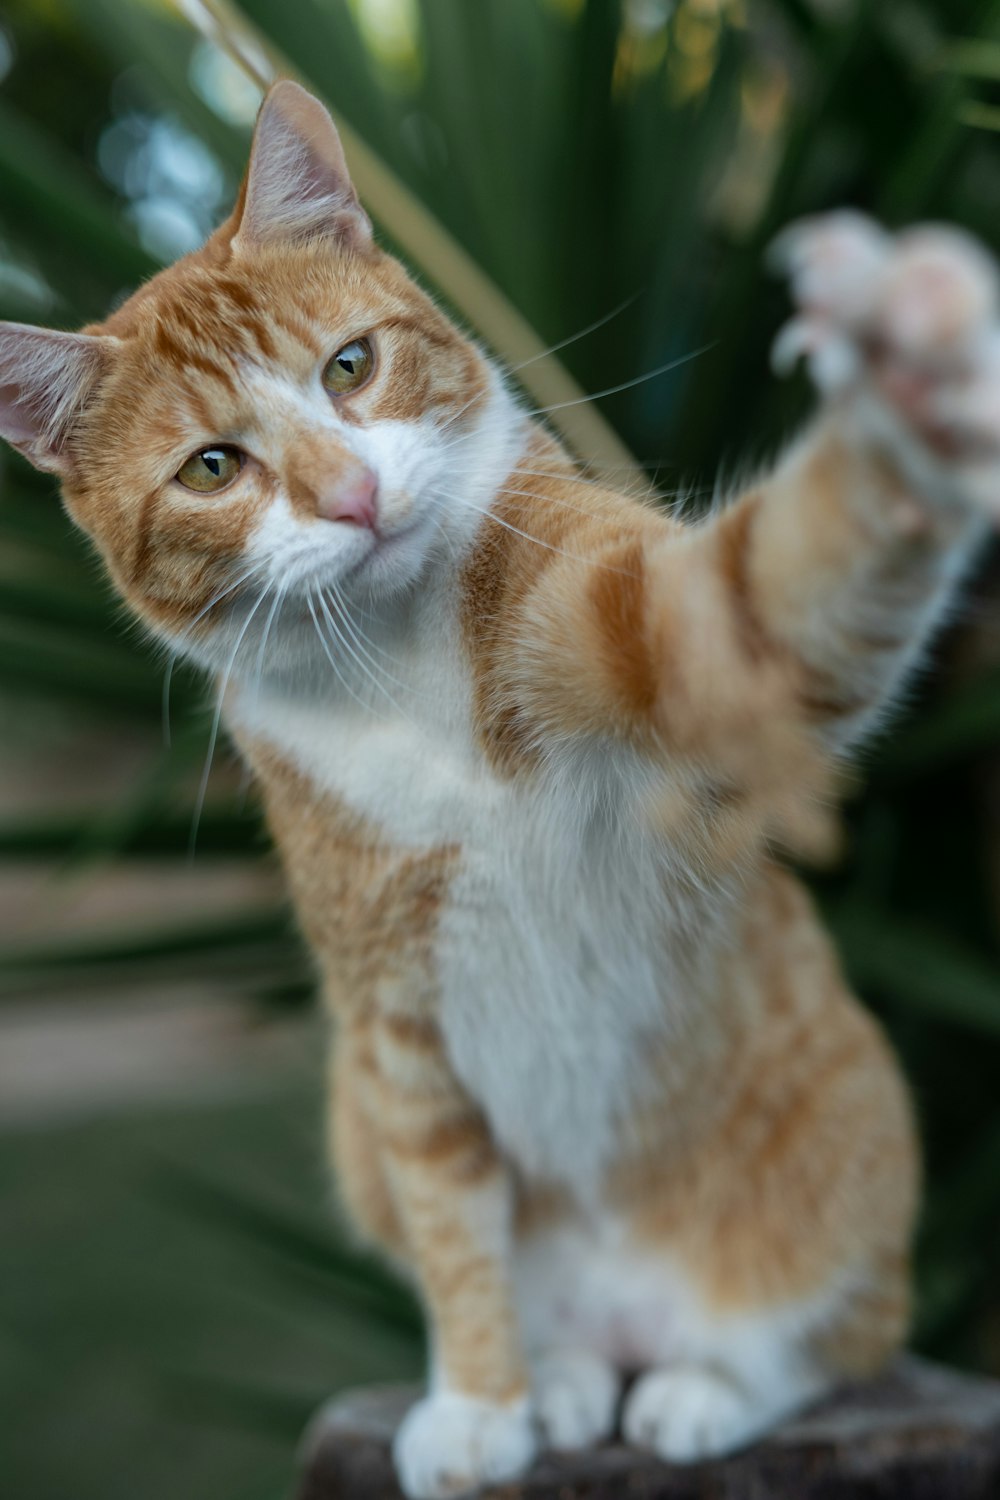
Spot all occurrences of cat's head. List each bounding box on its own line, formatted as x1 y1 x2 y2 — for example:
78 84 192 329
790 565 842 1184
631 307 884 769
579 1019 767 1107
0 82 518 682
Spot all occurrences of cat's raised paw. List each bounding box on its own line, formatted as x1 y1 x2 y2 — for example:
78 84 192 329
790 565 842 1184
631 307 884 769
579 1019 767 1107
392 1390 536 1500
532 1349 619 1451
622 1365 762 1464
770 211 1000 519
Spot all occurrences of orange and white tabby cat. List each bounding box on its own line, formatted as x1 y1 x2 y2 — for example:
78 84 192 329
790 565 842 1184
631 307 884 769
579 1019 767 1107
3 81 999 1499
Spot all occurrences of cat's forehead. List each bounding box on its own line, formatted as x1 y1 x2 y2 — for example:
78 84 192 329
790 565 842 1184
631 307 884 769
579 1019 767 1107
95 240 409 373
71 236 482 471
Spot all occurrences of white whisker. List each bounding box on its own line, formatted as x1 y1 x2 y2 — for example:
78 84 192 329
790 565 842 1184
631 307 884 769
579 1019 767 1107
519 344 714 419
250 579 288 713
422 507 460 565
506 294 640 374
325 580 427 698
316 587 413 723
162 653 176 750
188 585 270 861
494 482 634 523
161 561 265 746
507 474 711 517
307 588 386 718
511 466 681 500
430 484 641 575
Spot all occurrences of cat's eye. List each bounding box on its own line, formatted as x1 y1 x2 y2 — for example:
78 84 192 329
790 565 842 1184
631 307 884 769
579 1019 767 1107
322 337 374 396
176 446 244 494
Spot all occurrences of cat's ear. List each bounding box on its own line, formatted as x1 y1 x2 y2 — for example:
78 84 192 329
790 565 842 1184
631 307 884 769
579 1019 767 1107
0 323 112 475
232 80 372 253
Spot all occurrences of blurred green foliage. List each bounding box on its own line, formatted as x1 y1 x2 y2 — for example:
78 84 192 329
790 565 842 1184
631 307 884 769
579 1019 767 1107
2 0 1000 1496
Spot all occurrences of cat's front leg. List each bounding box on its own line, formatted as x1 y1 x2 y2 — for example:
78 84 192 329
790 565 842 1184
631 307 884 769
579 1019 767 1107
607 213 1000 814
747 212 1000 749
494 221 1000 844
372 1007 536 1499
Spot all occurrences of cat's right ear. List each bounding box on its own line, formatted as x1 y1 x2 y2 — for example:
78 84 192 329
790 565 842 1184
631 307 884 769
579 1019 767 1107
232 80 373 254
0 322 112 475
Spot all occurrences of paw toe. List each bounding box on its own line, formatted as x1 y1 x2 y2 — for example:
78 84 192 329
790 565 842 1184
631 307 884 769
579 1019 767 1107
533 1351 619 1450
879 228 999 358
393 1391 536 1500
622 1366 757 1465
770 210 891 324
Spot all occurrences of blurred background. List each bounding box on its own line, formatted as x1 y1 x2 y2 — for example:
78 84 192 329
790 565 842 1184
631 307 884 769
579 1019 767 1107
2 1 1000 1496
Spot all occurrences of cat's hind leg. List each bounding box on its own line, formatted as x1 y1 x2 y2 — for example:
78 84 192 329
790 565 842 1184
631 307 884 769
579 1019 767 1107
517 1210 908 1465
612 906 916 1462
516 875 917 1466
619 1249 910 1463
622 1355 815 1463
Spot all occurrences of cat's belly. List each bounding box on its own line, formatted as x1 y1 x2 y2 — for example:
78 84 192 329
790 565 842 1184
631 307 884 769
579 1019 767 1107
435 797 698 1188
512 1216 842 1379
438 909 661 1187
514 1220 692 1367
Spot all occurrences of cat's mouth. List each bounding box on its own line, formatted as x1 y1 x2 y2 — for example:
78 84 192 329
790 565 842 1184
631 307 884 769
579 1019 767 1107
266 507 435 605
343 511 432 589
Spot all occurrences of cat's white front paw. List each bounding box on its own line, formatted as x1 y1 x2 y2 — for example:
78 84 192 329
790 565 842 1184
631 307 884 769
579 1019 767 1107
770 210 1000 519
392 1390 536 1500
532 1349 619 1450
622 1365 763 1464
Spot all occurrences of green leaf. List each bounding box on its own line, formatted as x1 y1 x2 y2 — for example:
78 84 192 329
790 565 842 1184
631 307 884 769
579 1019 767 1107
829 906 1000 1037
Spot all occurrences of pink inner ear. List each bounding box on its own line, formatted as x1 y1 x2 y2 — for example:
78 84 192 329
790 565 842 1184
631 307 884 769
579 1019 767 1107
0 323 113 472
0 380 40 445
296 136 344 208
235 81 371 251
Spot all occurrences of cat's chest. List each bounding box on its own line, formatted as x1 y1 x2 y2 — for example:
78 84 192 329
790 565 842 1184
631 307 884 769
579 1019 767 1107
232 693 704 1185
236 688 518 848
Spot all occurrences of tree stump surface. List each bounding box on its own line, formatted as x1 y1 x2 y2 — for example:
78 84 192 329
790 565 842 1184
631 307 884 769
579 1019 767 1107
296 1356 1000 1499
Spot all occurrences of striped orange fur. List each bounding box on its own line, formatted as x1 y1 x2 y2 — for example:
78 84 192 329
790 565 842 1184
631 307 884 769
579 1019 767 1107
2 86 999 1500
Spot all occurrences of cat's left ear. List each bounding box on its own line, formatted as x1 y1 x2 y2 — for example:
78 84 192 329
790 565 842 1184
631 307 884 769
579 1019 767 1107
232 80 372 253
0 323 113 475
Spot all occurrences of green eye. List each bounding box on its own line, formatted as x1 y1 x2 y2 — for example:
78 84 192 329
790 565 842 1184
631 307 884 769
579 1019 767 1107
323 337 374 396
176 446 243 494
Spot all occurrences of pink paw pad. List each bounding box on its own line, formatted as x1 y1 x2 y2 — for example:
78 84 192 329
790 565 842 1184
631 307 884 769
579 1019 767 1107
770 210 1000 519
876 229 998 359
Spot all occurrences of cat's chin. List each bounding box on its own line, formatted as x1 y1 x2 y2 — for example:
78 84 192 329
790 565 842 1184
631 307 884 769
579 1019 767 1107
344 509 441 600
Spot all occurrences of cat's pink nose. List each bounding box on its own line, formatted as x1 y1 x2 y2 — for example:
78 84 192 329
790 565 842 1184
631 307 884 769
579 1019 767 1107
318 465 378 529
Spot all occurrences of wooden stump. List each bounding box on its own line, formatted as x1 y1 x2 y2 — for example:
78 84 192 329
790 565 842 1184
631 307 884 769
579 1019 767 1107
296 1357 1000 1499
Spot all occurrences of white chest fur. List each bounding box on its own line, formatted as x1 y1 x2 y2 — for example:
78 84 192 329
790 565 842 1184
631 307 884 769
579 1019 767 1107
229 637 721 1192
436 768 698 1186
